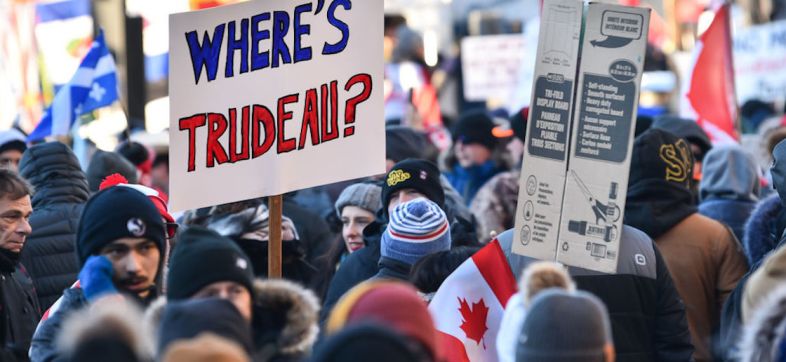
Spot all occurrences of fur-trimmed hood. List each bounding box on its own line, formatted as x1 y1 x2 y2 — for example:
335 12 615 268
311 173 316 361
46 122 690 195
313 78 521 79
738 285 786 361
144 279 320 360
743 194 784 266
252 279 320 359
58 298 153 361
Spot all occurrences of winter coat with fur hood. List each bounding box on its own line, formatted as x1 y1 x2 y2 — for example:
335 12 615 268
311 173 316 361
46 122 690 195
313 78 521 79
146 278 319 361
743 194 786 267
738 286 786 362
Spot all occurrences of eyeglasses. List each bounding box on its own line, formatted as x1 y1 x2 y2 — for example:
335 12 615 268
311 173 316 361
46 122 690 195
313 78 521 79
166 222 179 239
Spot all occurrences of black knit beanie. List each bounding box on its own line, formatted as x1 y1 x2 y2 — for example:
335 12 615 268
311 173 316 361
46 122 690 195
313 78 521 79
509 107 529 143
85 150 139 192
385 126 428 162
115 141 149 167
381 159 444 217
452 110 497 150
166 226 254 301
76 186 166 266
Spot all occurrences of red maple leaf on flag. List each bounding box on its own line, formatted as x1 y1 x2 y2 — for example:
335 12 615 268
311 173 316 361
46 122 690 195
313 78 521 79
458 297 489 348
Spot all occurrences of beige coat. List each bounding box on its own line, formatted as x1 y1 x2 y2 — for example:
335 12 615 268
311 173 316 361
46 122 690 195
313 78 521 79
655 213 748 362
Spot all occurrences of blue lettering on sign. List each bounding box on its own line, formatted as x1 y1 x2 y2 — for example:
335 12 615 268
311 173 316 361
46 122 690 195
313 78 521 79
186 24 225 84
272 11 292 68
225 19 249 77
251 12 271 71
294 3 313 63
184 0 354 84
322 0 351 55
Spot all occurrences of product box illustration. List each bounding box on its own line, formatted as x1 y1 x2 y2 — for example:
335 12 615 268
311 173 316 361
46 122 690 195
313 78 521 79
512 0 583 262
513 0 650 274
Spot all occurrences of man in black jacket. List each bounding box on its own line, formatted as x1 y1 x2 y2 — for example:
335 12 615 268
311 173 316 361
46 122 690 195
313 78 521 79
0 169 41 361
498 227 694 362
19 142 88 310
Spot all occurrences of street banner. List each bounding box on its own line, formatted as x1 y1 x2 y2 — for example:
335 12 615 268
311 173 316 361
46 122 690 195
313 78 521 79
169 0 384 211
557 2 650 273
513 0 649 273
513 0 583 262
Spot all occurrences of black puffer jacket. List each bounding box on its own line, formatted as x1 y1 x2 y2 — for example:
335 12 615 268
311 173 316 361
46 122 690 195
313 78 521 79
0 251 41 362
499 227 694 362
19 142 88 310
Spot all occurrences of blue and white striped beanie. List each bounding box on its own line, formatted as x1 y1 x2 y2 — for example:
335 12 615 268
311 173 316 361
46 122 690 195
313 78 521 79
381 197 451 265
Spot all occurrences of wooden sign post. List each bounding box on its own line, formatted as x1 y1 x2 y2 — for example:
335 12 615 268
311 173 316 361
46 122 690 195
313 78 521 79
268 195 283 278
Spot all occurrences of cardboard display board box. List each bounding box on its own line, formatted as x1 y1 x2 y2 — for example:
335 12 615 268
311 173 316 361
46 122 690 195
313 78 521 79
512 0 583 262
168 0 385 211
513 0 650 274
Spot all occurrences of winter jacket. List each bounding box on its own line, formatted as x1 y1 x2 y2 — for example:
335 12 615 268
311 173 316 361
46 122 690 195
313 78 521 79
0 252 41 362
499 227 694 362
251 279 320 361
30 287 88 362
470 170 520 243
698 145 759 242
737 284 786 361
320 203 475 322
19 142 88 310
371 257 412 282
320 220 384 323
444 160 504 205
283 199 334 267
742 242 786 323
627 129 748 361
743 194 786 266
653 214 748 361
145 279 320 362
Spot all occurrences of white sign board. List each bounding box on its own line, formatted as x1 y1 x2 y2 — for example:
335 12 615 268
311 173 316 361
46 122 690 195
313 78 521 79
169 0 384 211
734 20 786 103
513 0 583 262
513 0 649 274
461 34 527 102
557 3 649 273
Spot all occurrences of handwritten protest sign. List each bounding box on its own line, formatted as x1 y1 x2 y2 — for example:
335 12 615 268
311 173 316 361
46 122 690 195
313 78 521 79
461 34 527 102
513 0 649 273
169 0 384 211
734 19 786 103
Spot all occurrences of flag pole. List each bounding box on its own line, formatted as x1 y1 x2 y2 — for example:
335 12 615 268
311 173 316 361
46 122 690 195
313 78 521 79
721 0 742 138
268 195 283 278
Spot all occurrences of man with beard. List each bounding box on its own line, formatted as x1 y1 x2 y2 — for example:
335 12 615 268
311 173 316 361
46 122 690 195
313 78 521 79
30 186 166 361
0 170 40 361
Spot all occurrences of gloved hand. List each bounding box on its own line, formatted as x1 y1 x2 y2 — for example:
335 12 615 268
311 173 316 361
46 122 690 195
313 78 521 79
79 255 118 302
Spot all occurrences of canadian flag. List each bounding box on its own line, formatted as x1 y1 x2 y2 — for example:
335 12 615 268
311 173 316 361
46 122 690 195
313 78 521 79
680 3 739 143
429 239 517 362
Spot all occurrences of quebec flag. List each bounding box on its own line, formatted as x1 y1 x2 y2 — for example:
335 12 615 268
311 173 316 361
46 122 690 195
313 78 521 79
28 30 118 142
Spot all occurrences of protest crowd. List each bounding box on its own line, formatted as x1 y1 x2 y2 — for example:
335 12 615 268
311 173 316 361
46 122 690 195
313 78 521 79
5 0 786 361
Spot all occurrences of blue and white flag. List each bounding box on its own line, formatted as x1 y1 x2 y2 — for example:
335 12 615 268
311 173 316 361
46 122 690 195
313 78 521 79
28 30 118 142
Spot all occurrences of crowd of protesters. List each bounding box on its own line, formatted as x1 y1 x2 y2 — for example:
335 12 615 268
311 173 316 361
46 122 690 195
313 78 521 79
6 16 786 362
